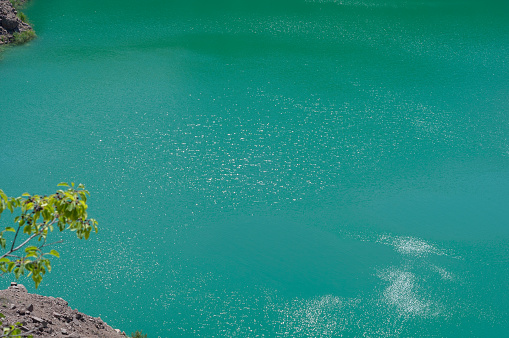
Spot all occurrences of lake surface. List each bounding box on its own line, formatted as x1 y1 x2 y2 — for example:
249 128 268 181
1 0 508 336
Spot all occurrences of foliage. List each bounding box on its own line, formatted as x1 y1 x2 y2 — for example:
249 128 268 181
12 31 35 45
16 11 28 23
0 183 98 288
0 183 98 337
0 313 31 338
131 330 148 338
8 0 30 24
8 0 25 10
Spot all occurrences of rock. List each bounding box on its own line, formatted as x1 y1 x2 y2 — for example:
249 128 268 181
31 316 48 327
56 297 68 306
0 13 17 30
0 0 34 45
0 285 126 337
53 312 72 323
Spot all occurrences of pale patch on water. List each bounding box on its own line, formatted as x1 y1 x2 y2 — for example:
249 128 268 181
305 0 398 8
269 294 346 336
429 264 455 281
264 293 361 337
377 235 443 257
377 269 441 317
349 233 461 322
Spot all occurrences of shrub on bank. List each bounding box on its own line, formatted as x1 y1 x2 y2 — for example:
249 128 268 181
9 0 25 8
16 10 28 23
13 30 35 44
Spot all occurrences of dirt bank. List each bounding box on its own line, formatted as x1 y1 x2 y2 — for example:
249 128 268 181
0 283 126 337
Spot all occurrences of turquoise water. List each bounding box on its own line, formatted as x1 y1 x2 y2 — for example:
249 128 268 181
1 0 509 336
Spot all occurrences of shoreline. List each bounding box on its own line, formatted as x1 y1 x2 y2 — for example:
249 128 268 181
0 283 127 337
0 0 35 46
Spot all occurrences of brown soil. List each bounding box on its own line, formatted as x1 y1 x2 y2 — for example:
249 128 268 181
0 283 126 338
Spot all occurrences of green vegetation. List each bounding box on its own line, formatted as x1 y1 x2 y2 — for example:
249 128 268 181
131 330 148 338
16 11 27 23
0 313 30 337
0 183 98 337
0 0 36 47
0 185 146 336
8 0 25 8
12 30 35 45
0 183 98 287
8 0 30 24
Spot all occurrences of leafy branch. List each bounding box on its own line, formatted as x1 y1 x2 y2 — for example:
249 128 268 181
0 313 35 337
0 183 98 288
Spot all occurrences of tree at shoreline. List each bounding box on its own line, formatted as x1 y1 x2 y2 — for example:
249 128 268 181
0 183 98 337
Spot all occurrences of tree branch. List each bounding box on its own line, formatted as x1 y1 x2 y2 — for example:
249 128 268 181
0 324 39 337
10 221 23 252
0 218 58 260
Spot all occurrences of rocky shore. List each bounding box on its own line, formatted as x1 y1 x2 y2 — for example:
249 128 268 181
0 283 126 338
0 0 33 45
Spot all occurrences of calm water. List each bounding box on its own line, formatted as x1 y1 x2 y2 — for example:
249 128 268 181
1 0 509 336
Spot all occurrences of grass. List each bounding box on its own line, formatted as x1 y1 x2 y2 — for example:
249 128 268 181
8 0 26 9
17 11 28 23
131 331 148 338
8 0 31 25
12 30 36 45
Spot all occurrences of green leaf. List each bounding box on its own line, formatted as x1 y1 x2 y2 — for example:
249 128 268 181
43 259 52 272
57 182 70 187
33 273 42 288
6 200 13 213
0 189 7 201
5 227 15 232
25 246 39 253
48 250 60 258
